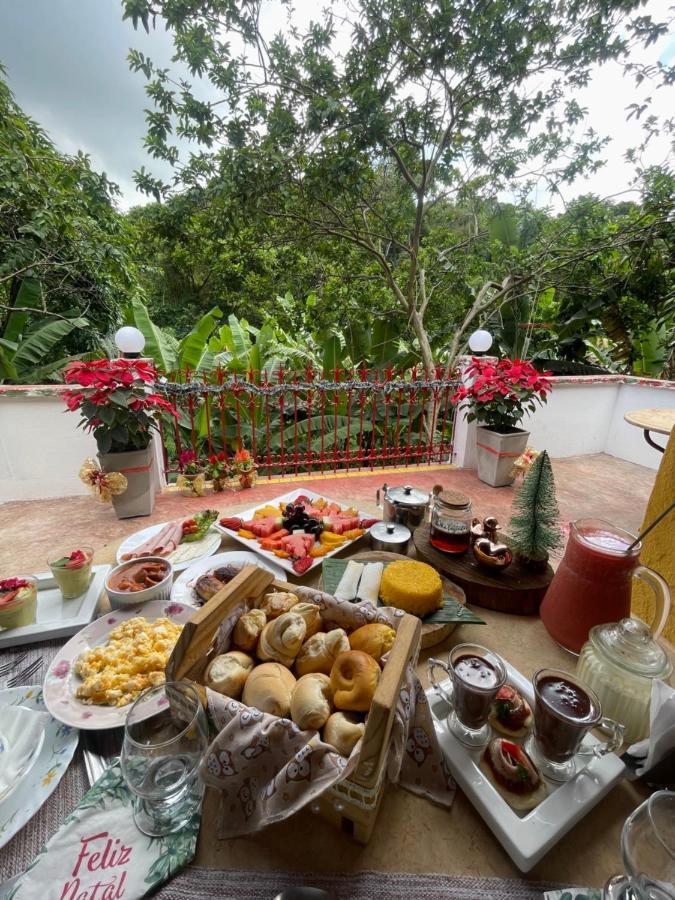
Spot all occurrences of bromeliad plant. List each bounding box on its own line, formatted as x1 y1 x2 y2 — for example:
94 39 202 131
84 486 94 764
205 451 231 491
179 449 203 475
452 357 552 433
63 359 177 454
232 447 257 489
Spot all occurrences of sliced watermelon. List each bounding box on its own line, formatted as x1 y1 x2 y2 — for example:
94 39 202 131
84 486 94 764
292 555 313 575
281 533 312 559
242 516 282 538
324 515 361 535
219 516 242 530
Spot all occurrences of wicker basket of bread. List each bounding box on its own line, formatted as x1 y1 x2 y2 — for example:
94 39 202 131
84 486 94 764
166 564 422 843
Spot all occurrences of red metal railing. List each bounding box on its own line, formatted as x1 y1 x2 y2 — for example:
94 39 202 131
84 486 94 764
157 366 458 479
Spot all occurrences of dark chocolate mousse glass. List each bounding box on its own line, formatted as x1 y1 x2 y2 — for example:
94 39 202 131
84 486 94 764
527 667 624 781
429 643 506 747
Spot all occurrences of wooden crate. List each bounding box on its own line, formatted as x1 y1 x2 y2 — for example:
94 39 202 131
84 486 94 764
166 564 422 843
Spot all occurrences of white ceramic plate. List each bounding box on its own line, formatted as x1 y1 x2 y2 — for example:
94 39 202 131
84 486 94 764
213 487 374 576
0 566 110 649
427 660 626 872
0 684 79 851
171 551 286 607
42 598 195 731
116 521 221 572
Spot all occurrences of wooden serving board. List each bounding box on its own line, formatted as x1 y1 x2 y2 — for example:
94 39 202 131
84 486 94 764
334 550 467 649
413 523 553 616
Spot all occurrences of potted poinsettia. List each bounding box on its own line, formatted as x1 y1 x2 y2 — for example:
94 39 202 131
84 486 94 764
63 359 176 517
452 357 552 487
232 447 257 489
177 450 207 497
205 451 231 492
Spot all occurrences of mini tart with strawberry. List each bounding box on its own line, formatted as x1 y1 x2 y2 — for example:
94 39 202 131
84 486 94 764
0 577 38 630
480 738 547 811
488 684 533 737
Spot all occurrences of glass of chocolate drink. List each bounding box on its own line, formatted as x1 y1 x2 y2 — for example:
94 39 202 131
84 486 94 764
428 643 506 747
527 667 625 781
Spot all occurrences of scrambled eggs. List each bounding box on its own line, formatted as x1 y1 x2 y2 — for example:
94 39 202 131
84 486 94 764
74 616 183 707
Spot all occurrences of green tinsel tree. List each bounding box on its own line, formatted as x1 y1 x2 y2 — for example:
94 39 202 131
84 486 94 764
509 451 563 563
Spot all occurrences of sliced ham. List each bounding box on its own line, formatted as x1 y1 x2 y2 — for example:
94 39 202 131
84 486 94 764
121 520 183 560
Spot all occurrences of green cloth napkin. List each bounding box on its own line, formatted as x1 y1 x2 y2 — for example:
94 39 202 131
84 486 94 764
322 557 486 625
7 760 200 899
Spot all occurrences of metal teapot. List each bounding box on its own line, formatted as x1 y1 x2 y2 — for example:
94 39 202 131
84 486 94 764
375 483 431 531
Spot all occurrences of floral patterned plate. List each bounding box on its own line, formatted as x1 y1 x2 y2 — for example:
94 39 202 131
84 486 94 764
0 685 79 851
42 599 195 731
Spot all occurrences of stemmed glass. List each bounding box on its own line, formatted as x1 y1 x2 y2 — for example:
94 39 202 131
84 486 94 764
604 791 675 899
121 680 208 837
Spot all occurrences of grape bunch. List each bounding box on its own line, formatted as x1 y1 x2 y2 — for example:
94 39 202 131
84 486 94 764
282 503 323 535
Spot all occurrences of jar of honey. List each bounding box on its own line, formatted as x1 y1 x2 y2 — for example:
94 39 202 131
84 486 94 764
430 491 472 554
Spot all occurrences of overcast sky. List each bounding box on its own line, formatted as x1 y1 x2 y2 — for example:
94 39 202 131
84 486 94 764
1 0 673 212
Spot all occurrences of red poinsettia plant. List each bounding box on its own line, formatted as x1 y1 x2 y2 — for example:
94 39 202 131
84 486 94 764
452 357 552 433
63 359 177 454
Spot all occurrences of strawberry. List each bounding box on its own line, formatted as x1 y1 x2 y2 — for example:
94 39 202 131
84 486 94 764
295 494 311 504
292 556 313 575
360 517 380 528
219 516 242 530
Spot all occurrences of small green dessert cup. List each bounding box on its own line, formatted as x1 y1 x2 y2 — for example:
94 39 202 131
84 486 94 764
48 546 94 599
0 576 38 630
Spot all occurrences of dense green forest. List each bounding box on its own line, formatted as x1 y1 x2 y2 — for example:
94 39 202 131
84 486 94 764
1 0 674 383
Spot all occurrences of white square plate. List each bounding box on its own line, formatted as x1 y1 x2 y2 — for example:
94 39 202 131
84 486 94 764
0 565 110 648
427 660 626 872
213 487 374 576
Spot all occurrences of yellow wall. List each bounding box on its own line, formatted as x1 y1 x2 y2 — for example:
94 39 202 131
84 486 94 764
632 428 675 643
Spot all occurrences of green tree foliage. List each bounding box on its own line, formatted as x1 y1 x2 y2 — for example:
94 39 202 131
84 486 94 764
123 0 671 371
509 451 563 562
0 69 137 382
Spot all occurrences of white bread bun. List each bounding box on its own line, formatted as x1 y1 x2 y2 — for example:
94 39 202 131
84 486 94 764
257 591 299 619
290 673 333 730
242 662 297 717
233 608 267 652
292 602 323 638
331 650 380 712
323 711 365 757
295 628 350 677
257 611 307 667
348 622 396 662
205 651 255 699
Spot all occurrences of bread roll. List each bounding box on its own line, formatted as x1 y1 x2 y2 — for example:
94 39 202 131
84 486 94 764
242 662 296 717
292 602 322 638
323 711 365 756
331 650 381 712
205 651 255 699
348 623 396 661
295 628 350 676
257 611 307 666
290 673 333 730
257 591 299 619
233 608 266 652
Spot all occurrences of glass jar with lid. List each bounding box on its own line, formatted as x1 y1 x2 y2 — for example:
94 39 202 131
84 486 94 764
576 617 672 745
430 490 472 554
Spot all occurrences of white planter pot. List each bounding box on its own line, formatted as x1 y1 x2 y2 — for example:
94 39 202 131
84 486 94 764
475 426 529 487
98 446 156 518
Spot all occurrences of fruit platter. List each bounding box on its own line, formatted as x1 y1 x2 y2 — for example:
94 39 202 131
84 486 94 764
214 488 379 576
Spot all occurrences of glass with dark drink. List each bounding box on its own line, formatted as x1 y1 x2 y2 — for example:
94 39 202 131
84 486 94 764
428 643 506 747
527 668 625 781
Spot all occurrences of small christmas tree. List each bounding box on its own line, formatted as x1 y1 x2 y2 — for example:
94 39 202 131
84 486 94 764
508 450 562 567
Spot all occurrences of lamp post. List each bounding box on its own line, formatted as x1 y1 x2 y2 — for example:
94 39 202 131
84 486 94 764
114 326 146 359
467 329 493 356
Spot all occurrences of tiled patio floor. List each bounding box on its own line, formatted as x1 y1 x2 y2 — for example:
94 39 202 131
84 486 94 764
0 453 655 578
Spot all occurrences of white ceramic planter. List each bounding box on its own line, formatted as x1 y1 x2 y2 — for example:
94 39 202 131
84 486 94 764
475 426 529 487
98 445 156 518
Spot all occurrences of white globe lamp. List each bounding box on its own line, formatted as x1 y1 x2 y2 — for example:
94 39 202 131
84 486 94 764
468 329 493 355
114 326 146 359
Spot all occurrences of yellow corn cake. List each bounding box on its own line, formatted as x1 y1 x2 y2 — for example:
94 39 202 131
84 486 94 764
379 560 443 617
74 616 183 707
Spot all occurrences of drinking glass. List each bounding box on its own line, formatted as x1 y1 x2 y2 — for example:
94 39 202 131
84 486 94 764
604 791 675 899
526 667 624 782
121 681 208 836
428 643 506 747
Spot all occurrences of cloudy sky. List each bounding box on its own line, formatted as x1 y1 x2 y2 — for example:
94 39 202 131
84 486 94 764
1 0 673 212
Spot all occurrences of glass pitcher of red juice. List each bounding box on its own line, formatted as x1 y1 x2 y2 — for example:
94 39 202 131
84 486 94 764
540 518 670 654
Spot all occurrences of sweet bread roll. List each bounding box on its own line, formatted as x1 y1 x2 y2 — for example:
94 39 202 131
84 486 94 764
257 611 307 666
257 591 299 619
295 628 350 676
205 651 255 699
292 602 322 638
323 712 365 757
348 623 396 662
331 650 380 712
290 673 333 730
233 608 266 652
242 662 297 717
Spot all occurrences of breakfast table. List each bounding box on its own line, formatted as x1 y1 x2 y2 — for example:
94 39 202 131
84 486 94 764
1 505 672 897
